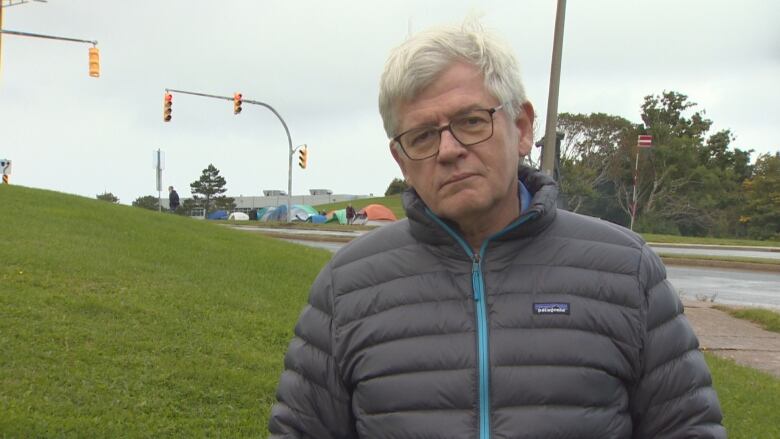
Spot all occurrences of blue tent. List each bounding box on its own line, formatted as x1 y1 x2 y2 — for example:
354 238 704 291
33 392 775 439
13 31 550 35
308 214 327 224
258 204 316 222
207 210 228 220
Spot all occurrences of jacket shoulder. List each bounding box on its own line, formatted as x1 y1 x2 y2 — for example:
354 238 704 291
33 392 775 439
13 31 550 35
330 219 417 268
537 210 667 291
552 210 646 250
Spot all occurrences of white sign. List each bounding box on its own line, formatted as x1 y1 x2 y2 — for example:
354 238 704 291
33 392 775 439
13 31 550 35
0 159 11 175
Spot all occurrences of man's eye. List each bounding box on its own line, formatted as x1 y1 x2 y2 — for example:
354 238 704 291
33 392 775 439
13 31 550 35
410 130 434 146
455 115 488 131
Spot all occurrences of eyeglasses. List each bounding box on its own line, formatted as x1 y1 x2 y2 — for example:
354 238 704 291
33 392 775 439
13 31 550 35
392 105 503 160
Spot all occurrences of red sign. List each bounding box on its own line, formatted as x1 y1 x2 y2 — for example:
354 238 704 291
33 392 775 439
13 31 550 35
638 135 653 148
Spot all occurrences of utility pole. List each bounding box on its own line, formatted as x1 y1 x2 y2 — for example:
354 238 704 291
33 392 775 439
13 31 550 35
541 0 567 177
163 88 300 222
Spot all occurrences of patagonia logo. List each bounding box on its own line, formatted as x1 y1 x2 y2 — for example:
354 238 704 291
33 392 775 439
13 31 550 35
533 303 570 315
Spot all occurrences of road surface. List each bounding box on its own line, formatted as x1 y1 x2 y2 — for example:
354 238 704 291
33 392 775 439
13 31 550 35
281 238 780 309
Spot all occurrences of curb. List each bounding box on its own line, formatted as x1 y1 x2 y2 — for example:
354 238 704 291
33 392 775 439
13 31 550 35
662 257 780 273
649 242 780 253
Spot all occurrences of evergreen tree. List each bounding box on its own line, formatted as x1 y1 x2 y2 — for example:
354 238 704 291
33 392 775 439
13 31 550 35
190 164 235 215
132 195 163 211
96 192 119 203
385 178 408 196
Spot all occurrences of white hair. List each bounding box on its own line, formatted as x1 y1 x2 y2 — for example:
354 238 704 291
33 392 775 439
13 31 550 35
379 18 528 138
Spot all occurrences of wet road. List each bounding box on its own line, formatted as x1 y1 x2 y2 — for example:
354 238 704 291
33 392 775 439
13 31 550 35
283 238 780 309
666 266 780 309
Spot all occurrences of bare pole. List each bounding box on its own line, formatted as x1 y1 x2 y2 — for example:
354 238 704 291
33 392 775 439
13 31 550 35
165 88 297 222
541 0 567 177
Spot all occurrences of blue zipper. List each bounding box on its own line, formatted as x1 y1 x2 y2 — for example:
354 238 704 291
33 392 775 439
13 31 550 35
472 252 490 439
425 208 537 439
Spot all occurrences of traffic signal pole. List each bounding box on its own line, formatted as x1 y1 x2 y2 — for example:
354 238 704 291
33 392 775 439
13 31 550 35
164 88 298 222
0 29 96 46
0 28 99 76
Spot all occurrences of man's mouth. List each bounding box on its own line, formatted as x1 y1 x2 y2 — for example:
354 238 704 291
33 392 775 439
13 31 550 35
441 173 476 189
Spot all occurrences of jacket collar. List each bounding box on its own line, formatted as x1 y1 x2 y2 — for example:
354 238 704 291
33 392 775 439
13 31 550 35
403 166 559 249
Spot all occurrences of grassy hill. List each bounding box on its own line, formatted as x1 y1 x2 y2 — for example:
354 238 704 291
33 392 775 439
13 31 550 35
0 185 331 437
314 194 404 219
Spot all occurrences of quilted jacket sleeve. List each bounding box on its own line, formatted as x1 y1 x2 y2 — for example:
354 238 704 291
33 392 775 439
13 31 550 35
268 263 356 439
630 246 726 438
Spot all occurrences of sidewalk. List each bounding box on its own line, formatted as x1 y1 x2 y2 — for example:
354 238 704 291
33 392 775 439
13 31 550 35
683 299 780 378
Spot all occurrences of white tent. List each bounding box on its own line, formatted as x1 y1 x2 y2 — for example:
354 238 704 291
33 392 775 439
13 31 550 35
228 212 250 221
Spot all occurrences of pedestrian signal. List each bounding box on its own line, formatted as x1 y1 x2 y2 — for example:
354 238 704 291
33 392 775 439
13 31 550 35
298 145 308 169
89 47 100 78
163 92 173 122
233 93 243 114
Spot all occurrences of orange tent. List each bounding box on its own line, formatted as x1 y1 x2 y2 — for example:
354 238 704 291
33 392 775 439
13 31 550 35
358 204 397 221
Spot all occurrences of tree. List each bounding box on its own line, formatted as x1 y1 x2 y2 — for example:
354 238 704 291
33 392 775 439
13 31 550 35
180 198 198 216
96 191 119 203
385 178 408 196
132 195 163 211
556 113 638 216
189 164 235 215
741 152 780 240
551 91 755 237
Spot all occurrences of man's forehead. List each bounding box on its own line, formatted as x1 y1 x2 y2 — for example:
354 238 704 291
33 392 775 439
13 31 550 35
397 94 496 130
395 62 496 129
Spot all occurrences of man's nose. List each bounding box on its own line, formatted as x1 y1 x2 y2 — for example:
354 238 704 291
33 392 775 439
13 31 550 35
437 128 467 162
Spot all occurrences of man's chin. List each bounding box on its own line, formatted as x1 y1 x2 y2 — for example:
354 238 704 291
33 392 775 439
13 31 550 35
430 195 489 223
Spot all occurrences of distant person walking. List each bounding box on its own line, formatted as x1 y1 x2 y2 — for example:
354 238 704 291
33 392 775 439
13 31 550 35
168 186 180 212
345 203 356 225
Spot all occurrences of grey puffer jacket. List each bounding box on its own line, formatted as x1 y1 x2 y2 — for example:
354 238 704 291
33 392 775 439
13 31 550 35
269 167 725 439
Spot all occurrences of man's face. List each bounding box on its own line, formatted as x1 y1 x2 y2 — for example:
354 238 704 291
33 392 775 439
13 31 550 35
391 62 534 227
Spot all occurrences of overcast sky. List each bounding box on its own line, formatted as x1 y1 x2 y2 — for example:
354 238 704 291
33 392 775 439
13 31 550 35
1 0 778 204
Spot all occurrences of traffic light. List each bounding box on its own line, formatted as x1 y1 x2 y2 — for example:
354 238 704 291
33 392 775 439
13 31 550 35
233 92 243 114
298 145 308 169
163 92 173 122
88 47 100 78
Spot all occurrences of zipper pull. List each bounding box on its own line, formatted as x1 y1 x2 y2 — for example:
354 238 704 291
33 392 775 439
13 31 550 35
472 254 481 301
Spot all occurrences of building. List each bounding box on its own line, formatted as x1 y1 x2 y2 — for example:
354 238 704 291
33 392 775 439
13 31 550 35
161 189 371 218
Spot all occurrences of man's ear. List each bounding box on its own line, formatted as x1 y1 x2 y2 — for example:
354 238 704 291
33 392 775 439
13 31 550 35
515 102 535 157
390 144 412 187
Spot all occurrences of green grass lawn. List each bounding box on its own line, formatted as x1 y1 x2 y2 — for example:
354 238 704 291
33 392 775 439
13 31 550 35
1 185 778 437
712 305 780 333
0 185 331 437
705 354 780 438
644 233 780 248
659 253 780 266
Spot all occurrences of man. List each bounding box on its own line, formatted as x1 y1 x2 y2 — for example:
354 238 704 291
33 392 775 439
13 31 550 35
168 186 180 212
269 20 725 438
345 203 357 225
